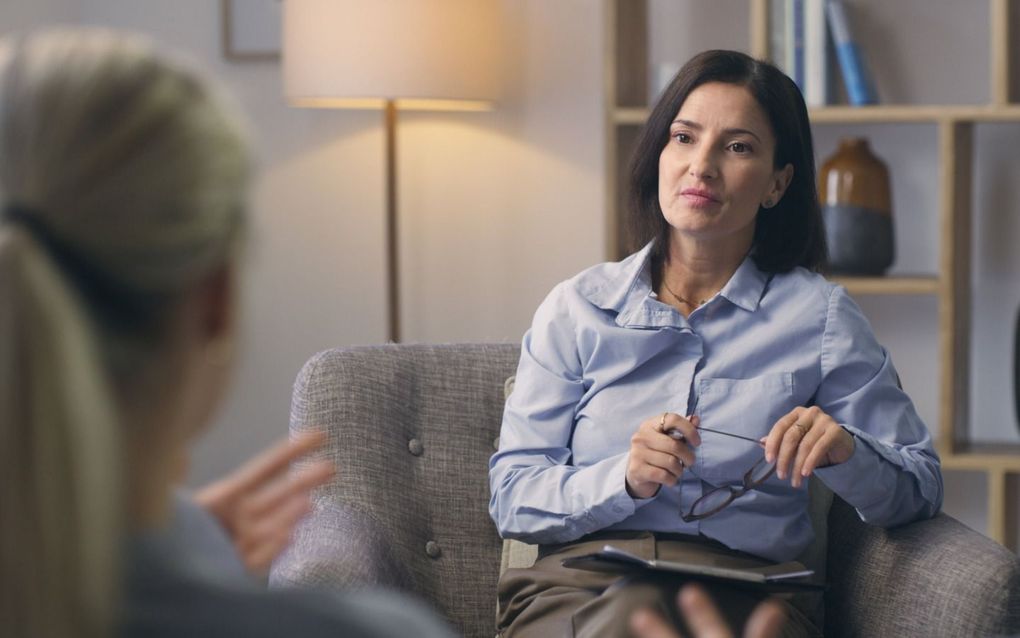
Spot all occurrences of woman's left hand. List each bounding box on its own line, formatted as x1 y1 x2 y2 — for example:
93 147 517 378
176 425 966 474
762 406 854 489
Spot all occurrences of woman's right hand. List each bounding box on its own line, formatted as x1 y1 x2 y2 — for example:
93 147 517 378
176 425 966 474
625 413 701 499
194 430 335 575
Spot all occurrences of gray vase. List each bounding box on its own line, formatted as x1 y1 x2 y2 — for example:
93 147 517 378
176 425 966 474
824 204 895 276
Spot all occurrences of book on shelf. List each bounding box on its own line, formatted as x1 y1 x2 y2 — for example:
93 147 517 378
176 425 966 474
804 0 831 107
774 0 893 108
785 0 806 94
770 0 786 76
776 0 828 105
826 0 878 105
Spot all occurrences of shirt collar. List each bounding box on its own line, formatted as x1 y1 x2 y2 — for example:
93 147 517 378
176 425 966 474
577 241 655 314
717 254 771 312
577 240 771 326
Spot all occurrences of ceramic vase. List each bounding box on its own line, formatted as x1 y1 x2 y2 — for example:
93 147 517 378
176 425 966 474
819 137 894 275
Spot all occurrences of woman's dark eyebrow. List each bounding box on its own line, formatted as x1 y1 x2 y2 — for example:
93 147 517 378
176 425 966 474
672 118 762 143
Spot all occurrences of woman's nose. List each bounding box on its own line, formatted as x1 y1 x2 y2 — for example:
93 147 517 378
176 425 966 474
688 147 719 179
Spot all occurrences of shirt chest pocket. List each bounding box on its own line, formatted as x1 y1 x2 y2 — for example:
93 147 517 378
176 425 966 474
694 373 797 483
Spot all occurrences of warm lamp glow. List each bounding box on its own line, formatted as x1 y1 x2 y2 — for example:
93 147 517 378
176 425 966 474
282 0 500 343
283 0 501 110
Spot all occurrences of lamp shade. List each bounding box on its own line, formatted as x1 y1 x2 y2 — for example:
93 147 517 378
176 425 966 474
283 0 501 110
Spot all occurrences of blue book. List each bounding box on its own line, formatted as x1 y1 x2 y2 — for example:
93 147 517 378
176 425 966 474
826 0 877 105
789 0 806 94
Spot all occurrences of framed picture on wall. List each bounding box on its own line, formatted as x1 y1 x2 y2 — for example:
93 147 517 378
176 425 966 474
221 0 281 62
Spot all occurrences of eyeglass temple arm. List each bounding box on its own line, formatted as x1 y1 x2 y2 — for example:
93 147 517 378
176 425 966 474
696 426 764 445
667 425 764 445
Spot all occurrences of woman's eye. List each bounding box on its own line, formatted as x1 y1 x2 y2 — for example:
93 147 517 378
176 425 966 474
729 142 751 153
673 132 692 144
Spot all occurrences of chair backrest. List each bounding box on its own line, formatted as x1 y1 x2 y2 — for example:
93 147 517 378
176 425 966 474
281 343 519 637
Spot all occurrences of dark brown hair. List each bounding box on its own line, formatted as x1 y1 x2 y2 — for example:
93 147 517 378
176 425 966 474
626 49 826 273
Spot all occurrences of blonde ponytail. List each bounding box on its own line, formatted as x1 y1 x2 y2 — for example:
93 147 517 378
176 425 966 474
0 29 252 638
0 226 121 638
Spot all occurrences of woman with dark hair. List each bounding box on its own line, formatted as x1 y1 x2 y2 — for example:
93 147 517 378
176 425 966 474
490 50 941 637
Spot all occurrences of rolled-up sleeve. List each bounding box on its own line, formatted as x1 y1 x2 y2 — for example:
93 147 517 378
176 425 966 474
488 284 640 545
813 286 943 526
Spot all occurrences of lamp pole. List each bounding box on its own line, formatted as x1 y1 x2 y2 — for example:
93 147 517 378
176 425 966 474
384 99 400 343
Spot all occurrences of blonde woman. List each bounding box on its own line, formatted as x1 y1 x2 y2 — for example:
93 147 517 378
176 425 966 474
0 29 453 638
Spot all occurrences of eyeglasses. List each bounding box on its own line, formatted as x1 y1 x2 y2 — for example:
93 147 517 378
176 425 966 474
677 425 775 523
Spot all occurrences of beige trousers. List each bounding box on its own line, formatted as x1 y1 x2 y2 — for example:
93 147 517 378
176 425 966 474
497 531 822 638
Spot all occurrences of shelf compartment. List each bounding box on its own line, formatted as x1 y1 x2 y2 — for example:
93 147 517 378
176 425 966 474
612 107 650 125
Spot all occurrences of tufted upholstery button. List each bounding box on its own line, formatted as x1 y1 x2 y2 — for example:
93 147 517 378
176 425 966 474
408 438 424 456
425 540 442 559
492 436 500 450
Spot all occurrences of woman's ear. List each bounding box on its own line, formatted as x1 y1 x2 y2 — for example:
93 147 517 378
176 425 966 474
766 163 795 207
197 263 236 345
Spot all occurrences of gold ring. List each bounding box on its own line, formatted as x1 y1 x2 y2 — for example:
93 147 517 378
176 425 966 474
660 412 668 432
794 422 810 436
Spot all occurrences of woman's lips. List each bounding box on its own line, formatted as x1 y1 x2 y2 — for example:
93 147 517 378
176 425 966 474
680 188 722 206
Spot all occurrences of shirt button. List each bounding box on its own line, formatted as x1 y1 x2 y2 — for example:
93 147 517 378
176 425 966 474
408 438 424 456
425 540 442 559
492 436 500 450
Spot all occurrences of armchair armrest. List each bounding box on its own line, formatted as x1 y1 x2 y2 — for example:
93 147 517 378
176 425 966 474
269 502 412 593
825 497 1019 636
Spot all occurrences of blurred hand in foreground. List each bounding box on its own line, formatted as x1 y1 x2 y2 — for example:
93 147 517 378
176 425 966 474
195 430 335 575
630 584 786 638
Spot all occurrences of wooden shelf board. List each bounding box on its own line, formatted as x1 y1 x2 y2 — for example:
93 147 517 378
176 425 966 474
612 107 650 125
942 443 1020 471
611 105 1020 126
829 276 940 295
811 105 1020 123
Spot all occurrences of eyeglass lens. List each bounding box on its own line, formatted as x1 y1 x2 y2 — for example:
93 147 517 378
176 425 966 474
682 457 777 521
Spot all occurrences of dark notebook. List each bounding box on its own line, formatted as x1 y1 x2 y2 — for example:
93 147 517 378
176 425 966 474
561 544 825 593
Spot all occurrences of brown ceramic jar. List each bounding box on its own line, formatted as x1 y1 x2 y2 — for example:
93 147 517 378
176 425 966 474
818 137 894 275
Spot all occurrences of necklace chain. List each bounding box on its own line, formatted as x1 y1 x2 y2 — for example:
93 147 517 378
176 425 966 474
660 266 714 308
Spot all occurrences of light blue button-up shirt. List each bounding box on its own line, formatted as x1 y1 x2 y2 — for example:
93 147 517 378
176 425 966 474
489 241 943 562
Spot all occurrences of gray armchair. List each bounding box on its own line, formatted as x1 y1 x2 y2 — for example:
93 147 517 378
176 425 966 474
270 344 1019 637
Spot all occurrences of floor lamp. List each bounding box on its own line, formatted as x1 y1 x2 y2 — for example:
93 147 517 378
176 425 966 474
282 0 499 343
